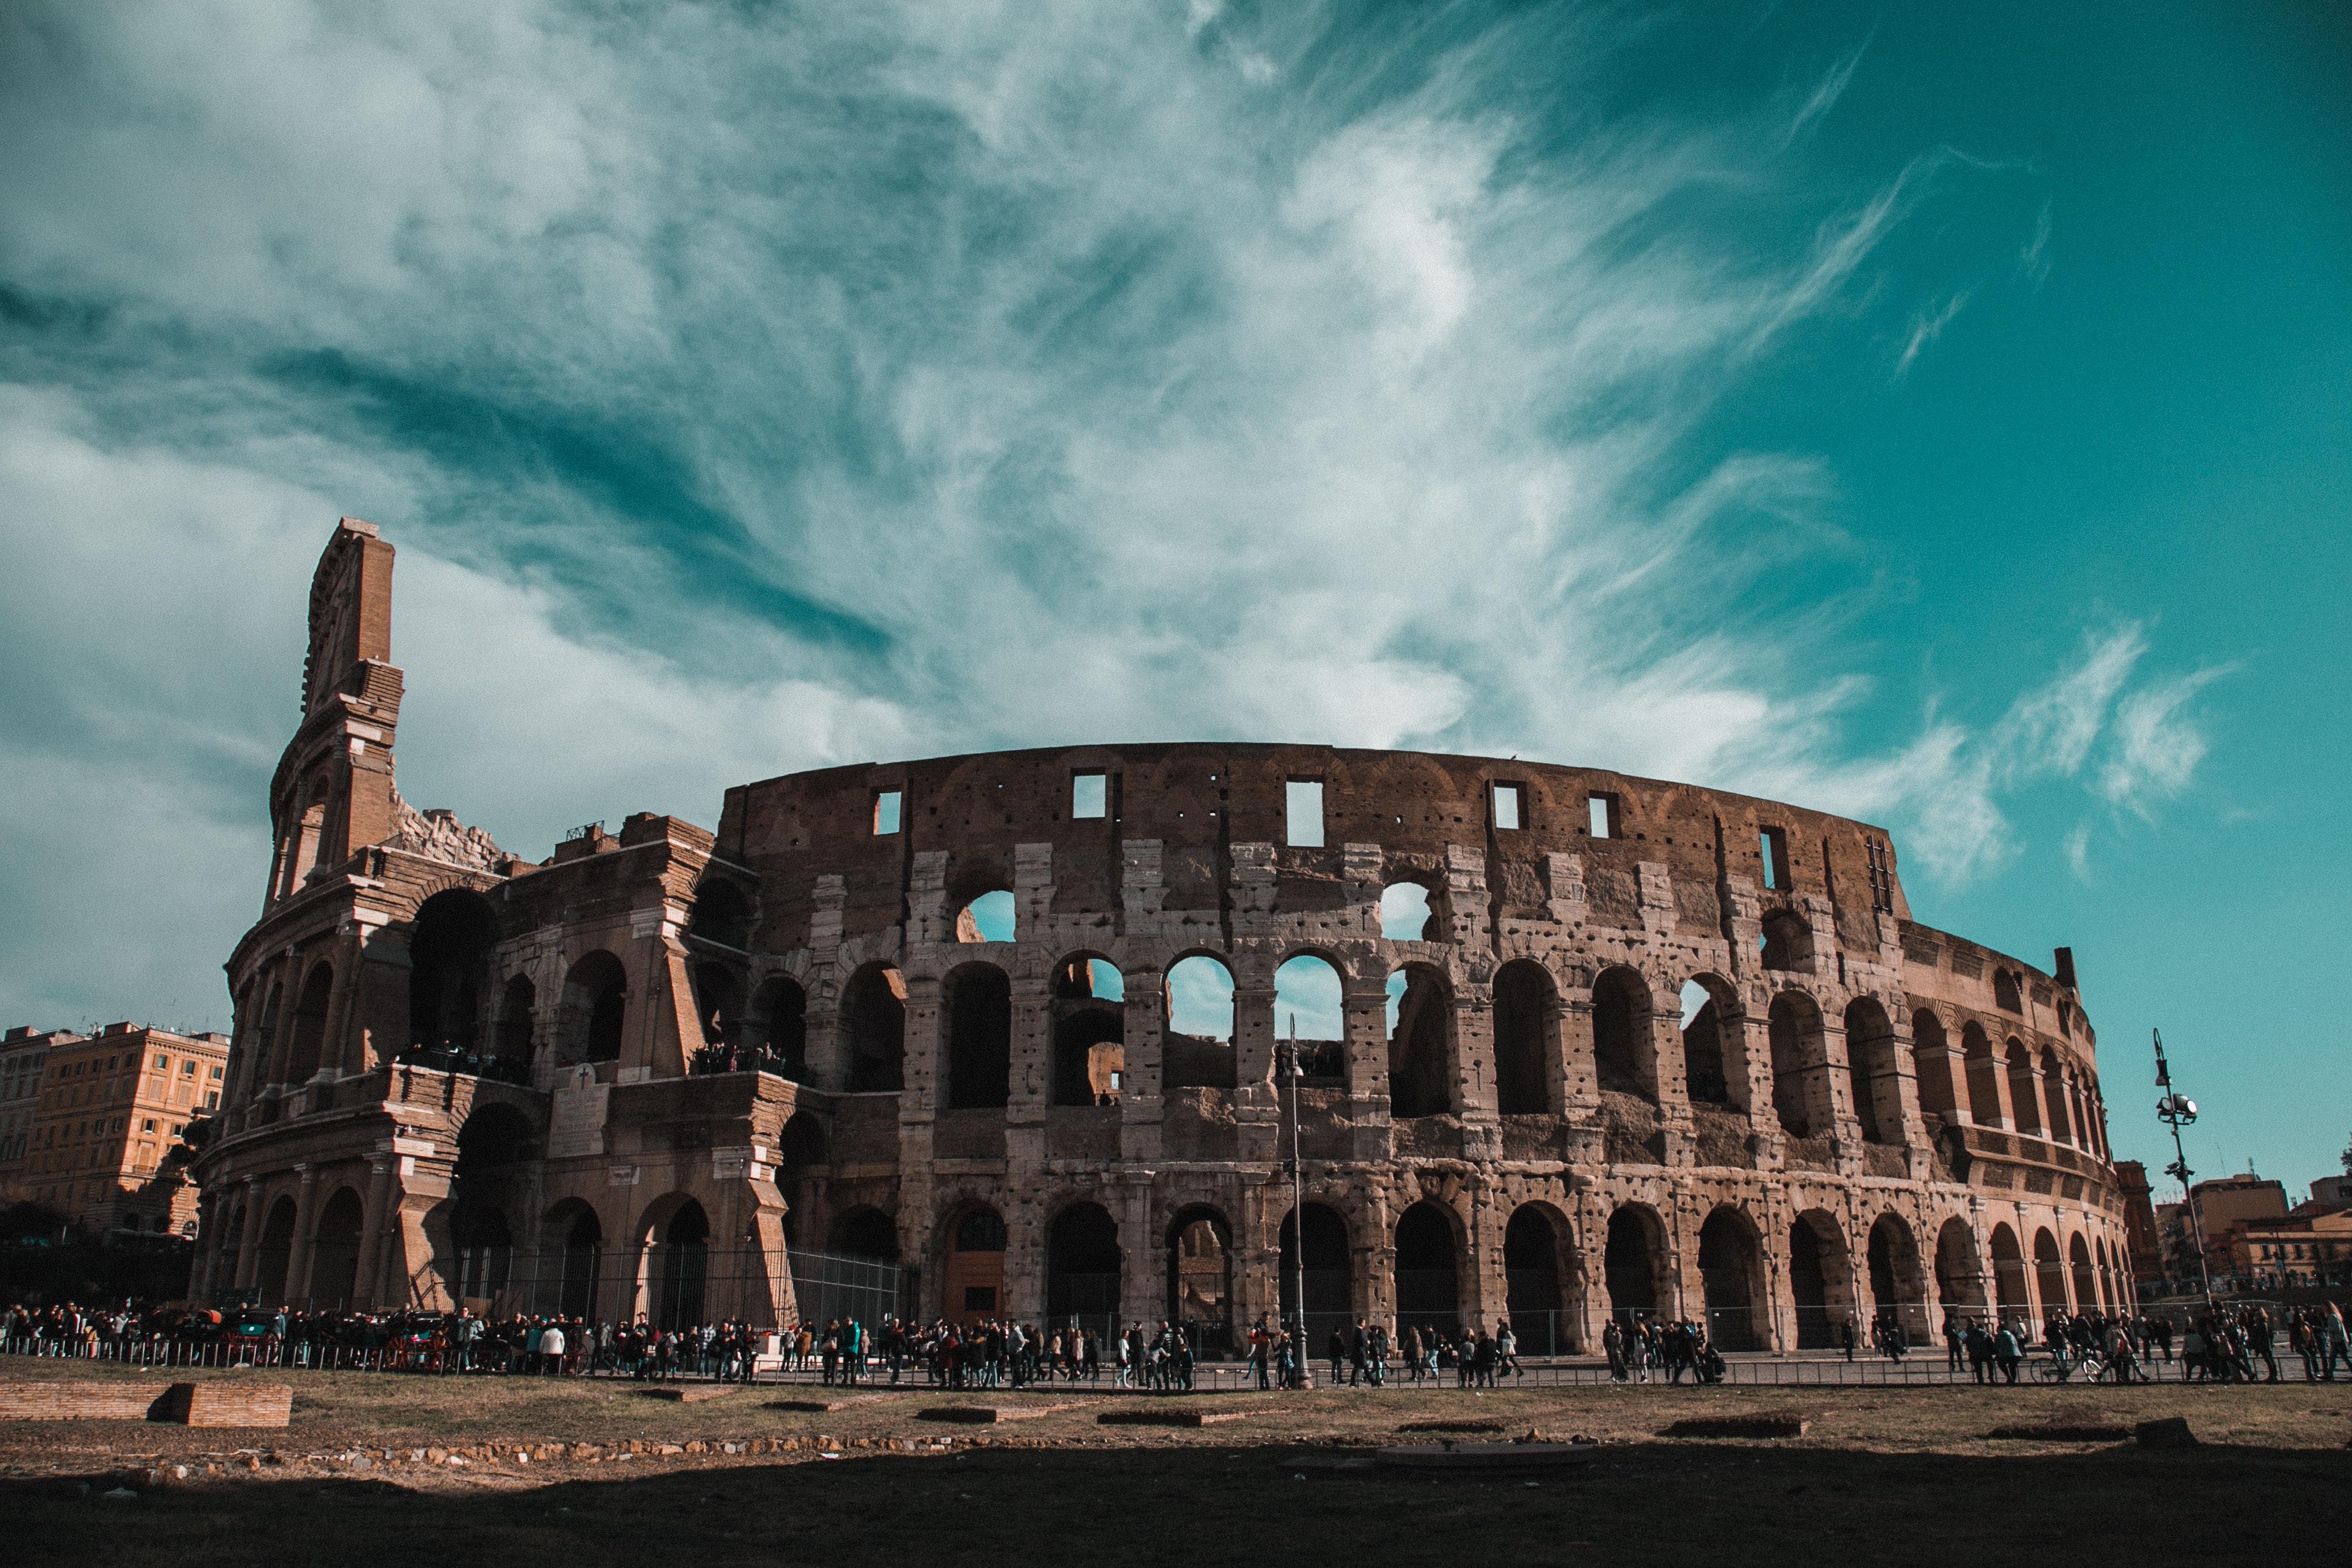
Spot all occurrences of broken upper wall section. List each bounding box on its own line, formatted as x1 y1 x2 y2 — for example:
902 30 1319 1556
711 743 1916 959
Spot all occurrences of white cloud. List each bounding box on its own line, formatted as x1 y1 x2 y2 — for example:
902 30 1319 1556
1896 288 1972 377
1783 38 1871 149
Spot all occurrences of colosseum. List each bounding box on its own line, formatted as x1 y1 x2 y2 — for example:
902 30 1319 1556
189 517 2137 1353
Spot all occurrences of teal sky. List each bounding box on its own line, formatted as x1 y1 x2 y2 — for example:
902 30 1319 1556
1 3 2345 1192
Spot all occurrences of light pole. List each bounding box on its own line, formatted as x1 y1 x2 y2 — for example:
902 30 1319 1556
1283 1011 1309 1386
2153 1030 2212 1300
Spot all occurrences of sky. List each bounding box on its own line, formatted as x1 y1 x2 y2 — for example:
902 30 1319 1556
2 2 2346 1193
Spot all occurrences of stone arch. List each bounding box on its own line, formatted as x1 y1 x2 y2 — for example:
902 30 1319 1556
1163 951 1236 1089
1277 1201 1352 1339
408 888 498 1055
841 963 906 1093
544 1198 604 1320
1788 1208 1855 1350
2033 1226 2067 1320
310 1187 366 1309
1165 1204 1234 1349
1843 997 1900 1145
691 959 743 1048
1993 968 2023 1013
940 1203 1007 1323
1697 1205 1768 1351
1492 959 1556 1115
1933 1216 1985 1324
826 1205 901 1262
1048 953 1126 1106
493 973 536 1071
1379 878 1443 941
451 1102 531 1301
2068 1231 2098 1313
1604 1204 1668 1329
285 962 336 1084
942 961 1012 1109
557 950 628 1068
1387 961 1456 1116
748 975 809 1080
1759 909 1812 971
639 1195 710 1329
686 877 753 949
1912 1008 1957 1116
2005 1040 2043 1134
1591 966 1657 1102
1766 990 1824 1138
1961 1021 2002 1126
1044 1200 1123 1328
1394 1198 1465 1334
954 887 1014 945
255 1195 298 1306
1503 1201 1578 1354
1989 1222 2029 1321
1679 974 1738 1107
1867 1212 1927 1336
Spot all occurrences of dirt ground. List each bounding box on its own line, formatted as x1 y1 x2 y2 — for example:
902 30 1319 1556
5 1362 2348 1567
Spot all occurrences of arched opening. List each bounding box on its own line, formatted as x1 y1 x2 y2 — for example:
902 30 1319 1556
251 980 284 1092
1277 1202 1351 1342
1962 1023 2002 1126
1045 1202 1122 1327
2041 1050 2074 1145
943 963 1012 1109
686 878 752 949
749 975 809 1080
559 951 628 1067
1274 953 1345 1079
691 961 743 1048
1911 1010 1956 1116
408 889 497 1056
826 1205 900 1262
1164 955 1237 1089
1394 1200 1461 1336
2068 1232 2097 1314
451 1102 530 1304
1166 1206 1233 1351
1679 977 1735 1106
285 964 335 1083
1766 991 1823 1138
2033 1227 2067 1321
1492 960 1555 1115
942 1206 1007 1323
1504 1204 1574 1354
1604 1205 1665 1329
310 1188 365 1309
1843 997 1898 1145
494 974 536 1073
2005 1041 2043 1135
1993 969 2022 1013
1989 1224 2029 1322
1867 1213 1926 1337
1379 880 1435 940
650 1199 709 1329
955 888 1014 944
1788 1210 1853 1349
1759 909 1811 971
547 1201 602 1320
1050 956 1126 1106
1591 967 1655 1101
842 964 906 1092
255 1196 298 1305
1698 1207 1765 1351
1934 1218 1982 1324
1385 962 1454 1116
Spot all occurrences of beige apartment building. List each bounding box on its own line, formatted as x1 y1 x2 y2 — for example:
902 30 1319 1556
3 1023 229 1235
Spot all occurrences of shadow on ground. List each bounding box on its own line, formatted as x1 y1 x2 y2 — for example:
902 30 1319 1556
9 1442 2348 1568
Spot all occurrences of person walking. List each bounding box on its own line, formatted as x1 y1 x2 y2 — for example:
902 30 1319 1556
1993 1320 2022 1385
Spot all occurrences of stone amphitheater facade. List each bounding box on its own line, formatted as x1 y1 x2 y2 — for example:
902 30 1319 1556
191 519 2136 1350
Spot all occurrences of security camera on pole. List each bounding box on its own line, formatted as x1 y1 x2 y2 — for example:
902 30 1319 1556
2153 1029 2212 1300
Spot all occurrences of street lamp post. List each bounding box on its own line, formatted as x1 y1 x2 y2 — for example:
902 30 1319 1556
1283 1013 1310 1387
2153 1029 2213 1300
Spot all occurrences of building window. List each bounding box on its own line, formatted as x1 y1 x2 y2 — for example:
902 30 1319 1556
1491 782 1524 830
154 1053 168 1070
141 1119 156 1133
1286 779 1325 847
1587 793 1620 839
1072 771 1108 820
1760 827 1791 890
1864 836 1894 912
872 789 902 836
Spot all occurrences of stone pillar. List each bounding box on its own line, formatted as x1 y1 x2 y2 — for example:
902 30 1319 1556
1119 967 1165 1162
1466 1184 1505 1332
233 1176 267 1292
284 1163 322 1304
1341 969 1392 1160
1116 1169 1157 1332
353 1153 400 1309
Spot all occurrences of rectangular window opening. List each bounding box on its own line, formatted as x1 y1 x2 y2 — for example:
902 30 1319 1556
1760 827 1791 890
1492 782 1524 831
1072 771 1108 820
1286 779 1325 847
1587 793 1618 839
872 789 902 836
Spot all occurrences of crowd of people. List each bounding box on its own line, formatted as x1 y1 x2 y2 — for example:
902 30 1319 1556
5 1295 2348 1386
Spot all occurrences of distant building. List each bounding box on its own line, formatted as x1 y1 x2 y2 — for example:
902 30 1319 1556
0 1026 56 1189
2111 1159 2165 1291
2308 1175 2352 1212
8 1023 229 1235
2228 1209 2352 1290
